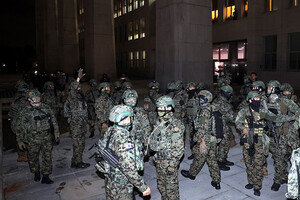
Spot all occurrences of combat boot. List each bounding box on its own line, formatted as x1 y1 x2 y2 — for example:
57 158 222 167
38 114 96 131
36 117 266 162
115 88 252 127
41 174 54 184
211 181 221 190
76 162 90 169
34 171 41 182
181 170 196 180
224 159 234 166
71 162 77 168
245 184 253 189
89 131 95 138
218 161 230 171
271 182 281 191
254 189 260 196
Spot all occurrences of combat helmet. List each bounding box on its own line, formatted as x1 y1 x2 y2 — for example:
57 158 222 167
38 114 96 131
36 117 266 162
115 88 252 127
251 81 266 91
220 85 233 94
98 82 111 90
114 81 122 88
281 83 294 94
185 82 197 90
122 82 133 90
267 80 281 94
122 89 138 107
247 91 261 101
89 79 97 87
43 81 55 91
27 89 41 99
156 96 175 108
148 80 159 88
244 75 252 84
198 90 213 104
109 105 133 124
69 81 81 90
197 82 205 90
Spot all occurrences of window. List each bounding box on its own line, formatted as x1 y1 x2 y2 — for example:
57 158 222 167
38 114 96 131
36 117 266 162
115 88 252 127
226 5 235 19
220 44 229 60
140 18 145 38
237 42 246 59
129 52 134 67
128 22 133 41
135 51 139 67
289 32 300 70
264 35 277 70
134 20 139 40
128 0 133 12
141 50 146 68
114 4 118 18
212 10 219 21
290 0 299 7
134 0 139 10
140 0 145 7
266 0 278 12
212 0 218 21
118 2 122 16
122 0 127 14
213 46 219 60
243 0 248 17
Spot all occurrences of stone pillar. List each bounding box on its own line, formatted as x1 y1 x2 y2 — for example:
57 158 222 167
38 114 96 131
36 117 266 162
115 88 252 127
156 0 213 90
84 0 116 79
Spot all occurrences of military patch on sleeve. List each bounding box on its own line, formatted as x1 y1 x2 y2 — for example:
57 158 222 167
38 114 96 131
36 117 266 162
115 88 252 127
120 143 134 151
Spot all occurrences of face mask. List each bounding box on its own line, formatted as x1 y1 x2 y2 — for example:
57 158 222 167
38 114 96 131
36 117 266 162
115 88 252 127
124 98 137 107
188 89 196 99
199 96 208 105
250 100 260 112
30 97 41 107
267 88 273 95
221 91 232 100
157 110 173 120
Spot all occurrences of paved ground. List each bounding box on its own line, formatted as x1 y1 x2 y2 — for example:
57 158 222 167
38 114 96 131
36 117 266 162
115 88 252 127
3 127 289 200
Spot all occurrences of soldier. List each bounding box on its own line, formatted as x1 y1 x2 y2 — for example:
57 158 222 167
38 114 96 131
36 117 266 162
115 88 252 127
285 147 300 200
239 75 252 100
144 80 161 127
85 79 100 138
64 69 90 169
9 80 30 162
95 82 114 139
281 83 298 103
99 105 151 199
196 82 206 93
212 85 235 171
122 89 151 146
111 81 123 105
42 81 59 116
181 90 221 190
235 91 294 196
16 90 60 184
122 81 133 91
148 96 184 200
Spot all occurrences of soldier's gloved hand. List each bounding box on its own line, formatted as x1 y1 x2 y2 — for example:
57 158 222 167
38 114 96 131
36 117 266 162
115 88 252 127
18 142 26 151
77 68 85 81
142 186 151 196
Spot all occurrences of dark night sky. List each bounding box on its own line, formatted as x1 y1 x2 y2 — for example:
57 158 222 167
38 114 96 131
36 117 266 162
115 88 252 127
0 0 36 72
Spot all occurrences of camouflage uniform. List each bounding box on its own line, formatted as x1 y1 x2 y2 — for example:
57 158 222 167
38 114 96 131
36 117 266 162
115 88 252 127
111 81 123 105
285 148 300 199
239 75 252 100
182 90 221 188
42 81 59 116
97 105 149 200
9 80 29 161
144 81 161 127
150 96 185 200
16 90 59 177
64 81 89 166
85 79 100 136
95 82 114 139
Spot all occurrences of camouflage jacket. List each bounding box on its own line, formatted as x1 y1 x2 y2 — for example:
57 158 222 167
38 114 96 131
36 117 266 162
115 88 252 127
285 147 300 199
132 107 151 145
212 96 235 125
42 91 59 114
85 87 100 106
150 116 185 161
111 90 123 105
168 90 188 119
15 103 60 143
186 93 199 118
64 90 88 121
143 90 161 112
95 93 114 124
102 126 148 193
239 84 252 99
9 96 29 134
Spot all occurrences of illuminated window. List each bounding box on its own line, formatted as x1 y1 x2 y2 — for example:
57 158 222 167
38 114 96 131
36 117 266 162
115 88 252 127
237 42 246 59
140 50 146 67
134 0 139 10
290 0 299 6
243 0 248 17
129 52 134 67
135 51 139 67
140 0 145 7
289 32 300 70
264 35 277 70
128 22 133 41
220 44 229 60
140 18 145 38
128 0 133 12
226 5 235 19
266 0 278 12
118 2 122 16
114 4 118 18
212 10 219 21
122 0 127 14
213 46 219 60
134 20 139 40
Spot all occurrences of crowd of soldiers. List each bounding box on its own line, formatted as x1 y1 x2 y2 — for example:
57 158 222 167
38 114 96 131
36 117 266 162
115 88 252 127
8 68 299 199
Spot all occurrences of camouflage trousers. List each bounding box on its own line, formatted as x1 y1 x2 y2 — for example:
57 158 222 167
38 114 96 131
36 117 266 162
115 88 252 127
217 126 230 162
87 106 96 134
190 144 221 183
148 111 157 127
243 140 264 190
70 119 86 164
27 136 53 175
105 172 134 200
155 159 180 200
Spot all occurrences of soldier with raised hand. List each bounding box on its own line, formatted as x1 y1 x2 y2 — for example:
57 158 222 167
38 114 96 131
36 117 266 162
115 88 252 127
85 79 100 138
181 90 221 190
111 81 123 105
9 80 30 162
64 69 90 169
122 89 151 146
16 89 60 184
100 105 151 199
212 85 235 171
148 96 184 200
42 81 59 117
144 80 161 127
95 82 114 139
